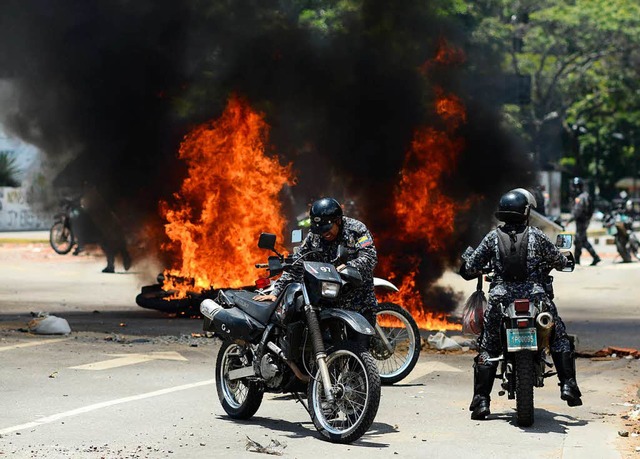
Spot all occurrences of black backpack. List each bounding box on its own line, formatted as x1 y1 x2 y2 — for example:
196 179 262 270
496 226 529 282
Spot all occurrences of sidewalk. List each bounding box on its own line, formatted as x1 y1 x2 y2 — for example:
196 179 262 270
0 230 49 243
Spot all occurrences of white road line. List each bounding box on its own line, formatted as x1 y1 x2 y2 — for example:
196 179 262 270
0 379 215 435
0 338 69 352
69 351 188 370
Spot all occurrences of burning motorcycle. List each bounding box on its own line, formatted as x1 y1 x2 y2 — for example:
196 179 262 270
462 233 575 427
200 233 381 443
603 210 639 262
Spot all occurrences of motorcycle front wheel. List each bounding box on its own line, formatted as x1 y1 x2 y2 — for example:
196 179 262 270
515 351 535 427
216 340 263 420
370 302 421 385
308 342 381 443
629 233 640 261
49 221 75 255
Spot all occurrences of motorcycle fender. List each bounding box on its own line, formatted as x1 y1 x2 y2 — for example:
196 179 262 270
373 277 399 292
319 308 375 336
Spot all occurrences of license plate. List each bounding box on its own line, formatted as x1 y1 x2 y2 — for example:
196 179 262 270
506 328 538 351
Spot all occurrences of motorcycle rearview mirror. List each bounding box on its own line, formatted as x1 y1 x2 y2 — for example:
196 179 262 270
556 233 573 249
339 266 363 286
258 233 277 251
291 229 303 244
560 251 575 272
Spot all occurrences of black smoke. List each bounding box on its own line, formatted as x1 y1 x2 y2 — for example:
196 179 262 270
0 1 535 311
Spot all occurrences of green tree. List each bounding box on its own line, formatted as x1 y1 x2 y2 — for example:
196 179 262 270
465 0 640 197
0 152 20 187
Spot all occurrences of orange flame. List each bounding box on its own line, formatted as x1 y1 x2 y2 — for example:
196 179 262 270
379 41 470 331
161 95 294 298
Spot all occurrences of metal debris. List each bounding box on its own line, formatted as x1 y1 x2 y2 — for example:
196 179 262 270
245 436 287 456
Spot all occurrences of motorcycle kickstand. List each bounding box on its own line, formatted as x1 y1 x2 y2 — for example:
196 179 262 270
294 392 310 415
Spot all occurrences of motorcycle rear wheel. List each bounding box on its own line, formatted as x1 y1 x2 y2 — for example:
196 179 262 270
515 351 535 427
49 221 75 255
371 302 421 385
308 342 381 443
216 340 263 420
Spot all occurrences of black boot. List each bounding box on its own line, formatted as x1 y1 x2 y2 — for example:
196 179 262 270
469 363 497 420
587 247 601 266
552 352 583 407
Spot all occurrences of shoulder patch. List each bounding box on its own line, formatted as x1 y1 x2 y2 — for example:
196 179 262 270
357 234 373 248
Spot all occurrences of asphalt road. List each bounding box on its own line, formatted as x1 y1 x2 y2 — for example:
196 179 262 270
0 239 639 458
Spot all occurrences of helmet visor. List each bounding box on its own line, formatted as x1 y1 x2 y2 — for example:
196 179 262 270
310 218 336 235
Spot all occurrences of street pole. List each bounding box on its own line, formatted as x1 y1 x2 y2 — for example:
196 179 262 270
595 129 600 198
633 131 637 199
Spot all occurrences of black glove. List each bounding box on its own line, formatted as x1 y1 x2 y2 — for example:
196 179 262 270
459 262 476 281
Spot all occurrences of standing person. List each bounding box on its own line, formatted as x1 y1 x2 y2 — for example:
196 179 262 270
567 177 601 266
253 197 378 325
459 190 582 420
80 184 132 273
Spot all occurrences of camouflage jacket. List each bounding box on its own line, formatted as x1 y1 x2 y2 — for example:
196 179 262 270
463 224 567 302
572 191 592 222
272 216 378 311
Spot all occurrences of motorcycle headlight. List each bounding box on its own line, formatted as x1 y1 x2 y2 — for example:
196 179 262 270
321 282 340 299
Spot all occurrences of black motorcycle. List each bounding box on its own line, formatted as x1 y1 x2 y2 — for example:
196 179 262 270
603 210 639 262
200 233 381 443
49 197 79 255
463 234 575 427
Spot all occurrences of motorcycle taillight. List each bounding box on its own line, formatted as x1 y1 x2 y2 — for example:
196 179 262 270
255 278 271 289
514 299 530 315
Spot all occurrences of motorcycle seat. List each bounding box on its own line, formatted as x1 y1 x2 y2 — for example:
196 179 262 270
225 290 278 325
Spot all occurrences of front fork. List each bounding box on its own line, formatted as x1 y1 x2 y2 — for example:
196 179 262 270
304 304 335 403
374 323 394 353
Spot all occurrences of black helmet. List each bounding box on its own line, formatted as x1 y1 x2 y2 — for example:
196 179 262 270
495 191 530 223
571 177 584 192
309 197 343 234
509 187 537 209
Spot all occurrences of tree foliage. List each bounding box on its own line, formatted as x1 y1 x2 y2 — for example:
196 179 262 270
0 152 20 187
465 0 640 197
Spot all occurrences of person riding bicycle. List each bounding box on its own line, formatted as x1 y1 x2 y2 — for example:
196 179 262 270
459 189 583 420
253 197 378 325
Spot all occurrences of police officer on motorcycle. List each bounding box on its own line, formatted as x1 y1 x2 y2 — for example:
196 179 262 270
460 190 583 420
253 197 378 324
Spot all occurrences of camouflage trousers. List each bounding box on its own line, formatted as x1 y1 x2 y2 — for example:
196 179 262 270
477 296 571 364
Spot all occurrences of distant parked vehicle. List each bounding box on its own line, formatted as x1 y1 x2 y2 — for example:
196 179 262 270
49 198 79 255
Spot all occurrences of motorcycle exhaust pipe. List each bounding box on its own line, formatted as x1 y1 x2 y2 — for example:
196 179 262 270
267 342 311 383
536 312 555 349
200 299 224 320
536 312 554 329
